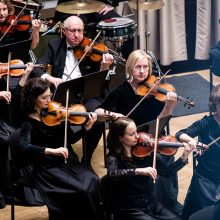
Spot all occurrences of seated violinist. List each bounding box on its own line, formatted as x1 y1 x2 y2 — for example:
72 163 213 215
0 0 41 49
95 49 184 214
175 84 220 219
102 117 195 220
0 62 34 208
31 15 114 169
18 77 103 219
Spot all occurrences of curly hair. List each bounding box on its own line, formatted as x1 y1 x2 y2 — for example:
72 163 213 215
208 84 220 112
107 117 134 157
0 0 15 15
21 78 50 114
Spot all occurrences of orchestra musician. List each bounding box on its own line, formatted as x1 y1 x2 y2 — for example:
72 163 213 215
0 0 41 49
18 77 103 220
0 62 34 208
175 84 220 219
31 15 114 170
55 0 134 59
102 117 194 220
95 49 182 215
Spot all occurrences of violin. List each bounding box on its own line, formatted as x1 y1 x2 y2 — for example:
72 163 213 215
132 132 208 158
131 132 184 158
42 101 116 126
136 75 194 108
0 15 47 34
73 37 126 65
0 59 47 78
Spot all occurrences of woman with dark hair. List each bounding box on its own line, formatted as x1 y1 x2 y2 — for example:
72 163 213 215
104 117 194 220
175 84 220 219
18 77 103 219
96 49 182 215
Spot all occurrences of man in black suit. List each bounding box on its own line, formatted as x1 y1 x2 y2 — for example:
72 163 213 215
32 15 114 169
55 0 134 59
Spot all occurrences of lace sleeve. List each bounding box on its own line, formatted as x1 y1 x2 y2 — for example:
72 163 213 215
106 156 136 176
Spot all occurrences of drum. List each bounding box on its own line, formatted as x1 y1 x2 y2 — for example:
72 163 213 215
97 17 136 42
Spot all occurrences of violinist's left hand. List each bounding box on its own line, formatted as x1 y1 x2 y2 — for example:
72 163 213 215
85 113 97 131
160 92 178 117
19 62 34 87
181 142 196 162
98 4 114 15
31 19 42 33
166 91 178 107
100 53 114 71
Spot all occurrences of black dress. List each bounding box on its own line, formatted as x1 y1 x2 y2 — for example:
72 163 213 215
98 81 182 214
176 115 220 219
104 153 188 220
19 117 103 220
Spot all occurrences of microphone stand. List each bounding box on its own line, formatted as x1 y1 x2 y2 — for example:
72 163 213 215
136 0 140 48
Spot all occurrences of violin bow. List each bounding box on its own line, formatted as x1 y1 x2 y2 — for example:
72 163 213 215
0 1 29 42
66 30 102 81
64 89 69 164
5 52 12 122
152 116 160 183
126 69 171 117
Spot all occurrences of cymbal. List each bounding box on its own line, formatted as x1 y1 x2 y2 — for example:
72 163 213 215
56 0 105 14
129 0 164 11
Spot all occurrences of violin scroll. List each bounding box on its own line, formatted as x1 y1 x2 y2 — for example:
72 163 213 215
136 75 195 108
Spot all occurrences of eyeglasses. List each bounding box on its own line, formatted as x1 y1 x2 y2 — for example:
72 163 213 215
64 27 84 34
41 93 53 100
134 65 149 72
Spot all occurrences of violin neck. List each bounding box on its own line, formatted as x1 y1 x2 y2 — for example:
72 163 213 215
69 112 89 117
16 20 32 25
157 141 184 148
157 87 168 95
9 64 43 70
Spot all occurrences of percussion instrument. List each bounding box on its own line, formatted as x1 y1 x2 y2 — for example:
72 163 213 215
129 0 164 11
11 0 43 12
97 17 137 42
56 0 105 14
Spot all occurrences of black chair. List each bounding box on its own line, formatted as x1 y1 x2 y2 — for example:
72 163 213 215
9 129 44 220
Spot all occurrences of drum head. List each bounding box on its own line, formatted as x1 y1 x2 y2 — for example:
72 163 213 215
98 17 135 27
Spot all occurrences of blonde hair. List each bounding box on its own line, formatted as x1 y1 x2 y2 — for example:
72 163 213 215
125 50 152 79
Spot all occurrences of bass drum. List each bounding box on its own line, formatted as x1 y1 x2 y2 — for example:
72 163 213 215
97 17 137 42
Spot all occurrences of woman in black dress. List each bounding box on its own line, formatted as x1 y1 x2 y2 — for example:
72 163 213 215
103 117 194 220
175 84 220 219
96 49 182 215
19 77 103 220
0 62 34 208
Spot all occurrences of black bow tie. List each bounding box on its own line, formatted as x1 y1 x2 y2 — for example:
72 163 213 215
67 46 75 51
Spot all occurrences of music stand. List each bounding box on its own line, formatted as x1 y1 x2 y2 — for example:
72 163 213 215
52 70 109 106
0 39 32 62
52 69 108 166
137 115 172 136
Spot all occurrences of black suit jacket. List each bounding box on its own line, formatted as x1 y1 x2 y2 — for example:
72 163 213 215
31 37 101 78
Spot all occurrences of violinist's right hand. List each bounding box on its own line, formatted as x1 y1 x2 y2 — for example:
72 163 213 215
45 75 63 88
44 147 68 159
85 112 97 131
135 167 157 181
0 91 11 102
